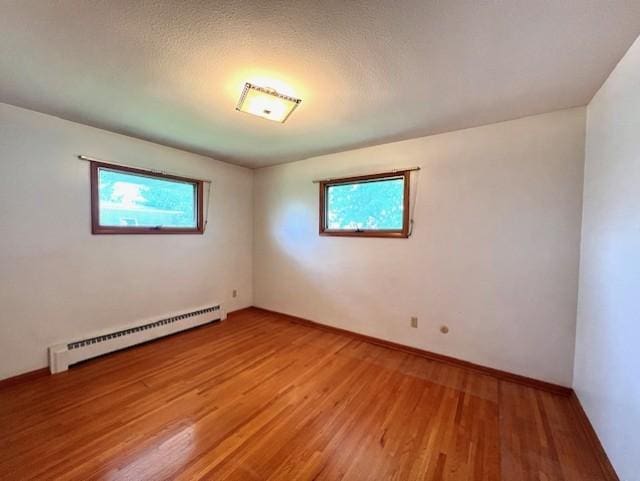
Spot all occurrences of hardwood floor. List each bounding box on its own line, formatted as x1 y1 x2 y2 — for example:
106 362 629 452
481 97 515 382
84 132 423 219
0 308 606 480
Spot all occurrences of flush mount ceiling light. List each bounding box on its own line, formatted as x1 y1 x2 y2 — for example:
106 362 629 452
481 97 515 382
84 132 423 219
236 82 302 123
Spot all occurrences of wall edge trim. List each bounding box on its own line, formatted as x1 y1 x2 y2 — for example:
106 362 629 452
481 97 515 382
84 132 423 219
253 306 572 396
569 391 620 481
0 368 49 389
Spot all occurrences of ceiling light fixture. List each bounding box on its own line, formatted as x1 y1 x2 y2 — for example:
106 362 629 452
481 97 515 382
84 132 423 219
236 82 302 123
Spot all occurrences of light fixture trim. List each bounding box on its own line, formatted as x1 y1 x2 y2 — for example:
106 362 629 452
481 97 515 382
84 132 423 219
236 82 302 123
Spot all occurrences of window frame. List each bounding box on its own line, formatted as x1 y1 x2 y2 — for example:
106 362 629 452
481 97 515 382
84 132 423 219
90 161 205 235
319 170 411 238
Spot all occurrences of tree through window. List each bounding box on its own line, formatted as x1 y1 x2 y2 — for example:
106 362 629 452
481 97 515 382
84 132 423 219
319 171 410 238
90 162 204 234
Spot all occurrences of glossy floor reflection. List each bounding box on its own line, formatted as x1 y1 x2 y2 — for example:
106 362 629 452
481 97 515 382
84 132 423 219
0 308 605 480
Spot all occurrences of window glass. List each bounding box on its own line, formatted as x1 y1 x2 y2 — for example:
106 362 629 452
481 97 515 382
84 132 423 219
90 162 203 234
326 177 405 230
319 172 410 237
98 168 197 228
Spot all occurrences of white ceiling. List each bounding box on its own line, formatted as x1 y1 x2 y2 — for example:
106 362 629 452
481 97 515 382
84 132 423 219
1 1 639 168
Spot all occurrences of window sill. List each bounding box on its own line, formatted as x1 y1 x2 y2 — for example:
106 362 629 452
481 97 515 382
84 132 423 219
319 230 409 238
92 227 204 235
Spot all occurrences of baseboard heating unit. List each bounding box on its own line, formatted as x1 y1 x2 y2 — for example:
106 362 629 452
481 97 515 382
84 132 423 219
48 304 225 374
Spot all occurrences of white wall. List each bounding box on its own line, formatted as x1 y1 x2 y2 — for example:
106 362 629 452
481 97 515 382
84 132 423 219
253 108 585 386
0 103 253 380
575 36 640 481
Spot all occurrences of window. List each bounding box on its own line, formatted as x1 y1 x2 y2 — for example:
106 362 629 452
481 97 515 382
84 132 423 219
319 171 410 237
90 162 204 234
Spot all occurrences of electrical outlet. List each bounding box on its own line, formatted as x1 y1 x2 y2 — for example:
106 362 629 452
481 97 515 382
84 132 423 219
410 316 418 328
232 289 237 298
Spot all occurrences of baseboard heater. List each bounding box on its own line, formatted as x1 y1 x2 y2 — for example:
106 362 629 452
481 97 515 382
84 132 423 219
48 304 225 374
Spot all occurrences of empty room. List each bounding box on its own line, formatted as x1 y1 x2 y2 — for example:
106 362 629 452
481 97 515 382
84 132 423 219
1 1 639 480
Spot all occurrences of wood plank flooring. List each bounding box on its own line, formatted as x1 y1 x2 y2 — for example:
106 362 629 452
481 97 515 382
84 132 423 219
0 308 606 480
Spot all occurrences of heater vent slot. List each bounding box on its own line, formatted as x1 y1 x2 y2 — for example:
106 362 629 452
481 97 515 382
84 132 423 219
67 306 220 350
49 304 225 374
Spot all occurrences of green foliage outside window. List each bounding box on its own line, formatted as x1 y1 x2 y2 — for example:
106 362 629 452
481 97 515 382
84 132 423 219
98 169 196 227
327 178 404 230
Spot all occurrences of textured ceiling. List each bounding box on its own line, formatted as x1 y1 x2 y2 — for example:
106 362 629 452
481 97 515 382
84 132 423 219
1 1 639 168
